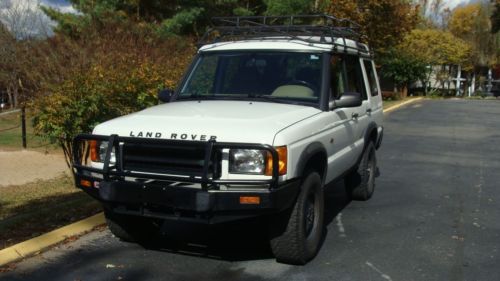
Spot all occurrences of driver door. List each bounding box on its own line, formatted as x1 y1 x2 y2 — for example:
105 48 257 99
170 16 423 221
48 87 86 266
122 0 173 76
323 55 363 182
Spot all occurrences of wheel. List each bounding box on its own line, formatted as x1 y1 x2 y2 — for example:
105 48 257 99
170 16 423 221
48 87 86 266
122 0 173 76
269 171 324 265
345 141 377 201
104 209 157 242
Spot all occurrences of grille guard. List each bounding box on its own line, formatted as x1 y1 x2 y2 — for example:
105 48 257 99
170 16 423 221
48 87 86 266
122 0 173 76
72 134 280 190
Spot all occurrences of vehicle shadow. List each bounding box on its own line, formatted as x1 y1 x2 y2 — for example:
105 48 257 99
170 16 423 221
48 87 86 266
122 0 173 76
138 180 351 262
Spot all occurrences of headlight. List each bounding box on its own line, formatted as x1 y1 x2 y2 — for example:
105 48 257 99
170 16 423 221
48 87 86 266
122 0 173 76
229 149 266 174
90 140 116 163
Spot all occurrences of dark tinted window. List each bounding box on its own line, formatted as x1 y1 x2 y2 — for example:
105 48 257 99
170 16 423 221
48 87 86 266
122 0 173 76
330 55 345 100
344 55 367 100
180 52 324 104
330 55 367 100
364 60 379 97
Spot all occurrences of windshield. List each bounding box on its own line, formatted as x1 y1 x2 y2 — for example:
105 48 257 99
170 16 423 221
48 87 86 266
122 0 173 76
179 52 324 106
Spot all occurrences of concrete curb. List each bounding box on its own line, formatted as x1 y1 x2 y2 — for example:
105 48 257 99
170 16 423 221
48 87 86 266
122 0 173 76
0 212 105 267
383 97 424 114
0 97 424 268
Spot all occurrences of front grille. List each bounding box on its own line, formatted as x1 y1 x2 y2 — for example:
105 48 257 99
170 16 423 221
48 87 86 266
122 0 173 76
121 142 220 178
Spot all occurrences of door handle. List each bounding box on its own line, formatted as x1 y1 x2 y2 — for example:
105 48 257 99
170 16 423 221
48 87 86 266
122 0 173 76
366 108 372 113
352 112 359 120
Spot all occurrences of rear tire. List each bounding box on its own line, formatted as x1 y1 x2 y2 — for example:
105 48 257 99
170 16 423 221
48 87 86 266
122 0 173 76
345 142 377 201
269 171 324 265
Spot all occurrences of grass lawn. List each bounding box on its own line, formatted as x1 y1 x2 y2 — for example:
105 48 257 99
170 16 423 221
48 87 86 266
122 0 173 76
383 99 402 109
0 110 58 152
0 110 98 249
0 175 101 250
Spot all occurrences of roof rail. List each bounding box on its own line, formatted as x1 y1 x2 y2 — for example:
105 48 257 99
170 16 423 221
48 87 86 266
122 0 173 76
198 14 371 56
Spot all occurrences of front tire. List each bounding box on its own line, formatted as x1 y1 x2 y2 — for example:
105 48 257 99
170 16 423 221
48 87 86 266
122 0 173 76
269 171 324 265
345 142 377 201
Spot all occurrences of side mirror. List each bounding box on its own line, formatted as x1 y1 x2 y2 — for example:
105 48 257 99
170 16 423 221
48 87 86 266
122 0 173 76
329 92 362 109
158 88 175 103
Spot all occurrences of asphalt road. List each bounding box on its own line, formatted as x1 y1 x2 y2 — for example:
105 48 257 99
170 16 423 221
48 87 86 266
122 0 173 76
2 99 500 281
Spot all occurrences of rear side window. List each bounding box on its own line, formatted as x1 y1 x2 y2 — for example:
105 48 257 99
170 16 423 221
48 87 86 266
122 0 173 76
364 60 379 97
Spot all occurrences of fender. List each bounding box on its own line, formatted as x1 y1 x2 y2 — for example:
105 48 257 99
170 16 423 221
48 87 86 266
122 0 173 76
296 142 328 183
355 121 378 165
363 121 378 146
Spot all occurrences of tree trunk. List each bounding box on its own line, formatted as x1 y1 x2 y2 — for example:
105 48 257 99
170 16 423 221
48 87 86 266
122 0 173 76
471 73 476 96
401 85 408 98
6 87 14 109
12 83 19 108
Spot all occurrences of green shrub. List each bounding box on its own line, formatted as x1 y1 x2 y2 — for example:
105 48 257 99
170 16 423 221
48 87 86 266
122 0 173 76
31 34 195 170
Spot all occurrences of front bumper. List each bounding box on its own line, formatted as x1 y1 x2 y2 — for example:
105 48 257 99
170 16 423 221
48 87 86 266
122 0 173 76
73 134 299 223
78 178 300 223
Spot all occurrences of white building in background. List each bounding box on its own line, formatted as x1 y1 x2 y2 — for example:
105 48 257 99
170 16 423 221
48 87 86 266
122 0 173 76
380 64 498 97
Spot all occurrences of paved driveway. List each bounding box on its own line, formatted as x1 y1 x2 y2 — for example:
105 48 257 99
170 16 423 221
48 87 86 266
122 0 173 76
2 99 500 281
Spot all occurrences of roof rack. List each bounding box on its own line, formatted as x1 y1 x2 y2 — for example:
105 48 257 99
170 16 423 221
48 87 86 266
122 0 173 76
198 14 371 56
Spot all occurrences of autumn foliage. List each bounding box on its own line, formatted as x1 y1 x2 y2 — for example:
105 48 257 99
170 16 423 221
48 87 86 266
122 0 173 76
31 23 195 167
327 0 420 54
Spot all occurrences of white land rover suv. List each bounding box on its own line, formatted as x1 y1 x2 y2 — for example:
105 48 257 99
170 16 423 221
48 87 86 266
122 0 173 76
73 15 384 265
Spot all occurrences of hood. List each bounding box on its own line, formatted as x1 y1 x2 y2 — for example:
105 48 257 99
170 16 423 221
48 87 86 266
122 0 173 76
93 100 321 144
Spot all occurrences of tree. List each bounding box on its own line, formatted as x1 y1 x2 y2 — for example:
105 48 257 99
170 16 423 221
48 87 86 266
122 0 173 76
380 48 428 98
448 3 481 37
395 28 472 96
0 0 57 109
42 0 268 38
0 11 17 109
264 0 319 15
398 29 472 68
449 2 498 67
492 0 500 33
327 0 420 54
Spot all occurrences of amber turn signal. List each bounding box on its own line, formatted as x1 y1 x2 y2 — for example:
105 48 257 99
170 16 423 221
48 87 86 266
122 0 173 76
265 146 287 176
80 179 93 188
240 196 261 205
89 140 99 162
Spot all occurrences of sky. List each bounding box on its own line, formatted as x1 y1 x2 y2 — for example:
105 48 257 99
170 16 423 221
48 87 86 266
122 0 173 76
0 0 473 38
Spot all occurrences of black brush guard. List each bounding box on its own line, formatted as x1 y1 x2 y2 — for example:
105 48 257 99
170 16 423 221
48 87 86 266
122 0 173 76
73 134 280 188
72 134 298 223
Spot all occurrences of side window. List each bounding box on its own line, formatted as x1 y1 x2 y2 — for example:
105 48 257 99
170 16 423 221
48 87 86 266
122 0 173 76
345 55 367 100
330 55 345 100
364 60 379 97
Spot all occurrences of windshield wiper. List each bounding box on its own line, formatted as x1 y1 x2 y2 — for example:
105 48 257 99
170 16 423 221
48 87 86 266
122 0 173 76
247 94 296 104
177 94 216 100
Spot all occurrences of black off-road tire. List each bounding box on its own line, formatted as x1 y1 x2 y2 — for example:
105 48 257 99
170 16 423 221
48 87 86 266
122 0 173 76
269 171 324 265
104 209 156 242
345 142 377 201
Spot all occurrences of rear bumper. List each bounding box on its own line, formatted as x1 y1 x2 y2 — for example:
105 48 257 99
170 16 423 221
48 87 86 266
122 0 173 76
78 178 300 224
